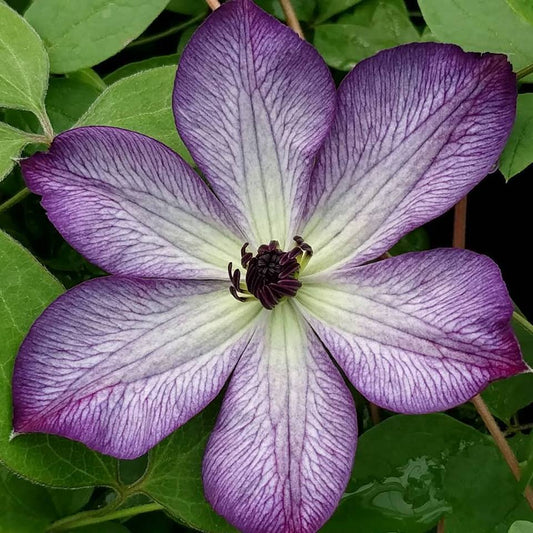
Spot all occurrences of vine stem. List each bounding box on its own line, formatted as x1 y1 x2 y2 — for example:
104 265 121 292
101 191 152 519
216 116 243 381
369 402 381 425
0 187 31 214
453 196 533 509
205 0 220 9
437 518 445 533
516 63 533 80
452 196 467 248
279 0 304 38
471 395 533 508
46 502 163 531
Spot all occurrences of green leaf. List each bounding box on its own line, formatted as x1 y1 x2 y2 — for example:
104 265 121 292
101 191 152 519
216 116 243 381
443 444 533 532
315 0 363 24
0 3 48 115
0 230 119 488
176 25 197 55
255 0 316 22
323 414 486 532
4 76 103 135
25 0 169 74
418 0 533 79
510 522 533 533
166 0 207 15
104 54 180 85
0 123 30 181
389 227 430 256
78 66 192 164
4 0 31 13
67 68 107 92
482 312 533 423
139 404 236 533
45 77 102 133
314 0 419 70
0 463 95 532
506 0 533 26
323 414 533 532
48 487 93 517
500 94 533 181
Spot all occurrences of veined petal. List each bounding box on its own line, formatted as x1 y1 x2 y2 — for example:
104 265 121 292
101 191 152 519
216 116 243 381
203 302 356 533
297 250 526 413
22 127 243 279
301 43 516 274
174 0 336 247
13 277 261 459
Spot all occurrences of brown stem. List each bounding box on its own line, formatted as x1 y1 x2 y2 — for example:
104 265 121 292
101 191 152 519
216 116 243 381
452 196 467 248
278 0 304 38
437 518 445 533
452 198 532 507
369 402 381 425
205 0 220 10
471 395 533 509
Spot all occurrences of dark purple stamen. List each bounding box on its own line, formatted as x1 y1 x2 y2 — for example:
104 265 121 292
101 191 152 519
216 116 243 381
228 236 313 310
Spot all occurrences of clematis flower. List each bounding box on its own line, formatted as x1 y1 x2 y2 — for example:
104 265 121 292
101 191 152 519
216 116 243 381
12 0 526 531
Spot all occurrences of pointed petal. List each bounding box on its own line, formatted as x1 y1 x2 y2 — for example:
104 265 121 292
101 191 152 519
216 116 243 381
174 0 336 246
301 43 516 274
203 303 356 533
297 250 526 413
22 126 243 279
13 277 261 459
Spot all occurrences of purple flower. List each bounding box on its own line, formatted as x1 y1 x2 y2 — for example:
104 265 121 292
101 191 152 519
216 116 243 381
12 0 526 531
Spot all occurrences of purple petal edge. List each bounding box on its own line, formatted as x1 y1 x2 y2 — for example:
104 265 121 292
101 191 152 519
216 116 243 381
13 276 260 459
298 249 526 414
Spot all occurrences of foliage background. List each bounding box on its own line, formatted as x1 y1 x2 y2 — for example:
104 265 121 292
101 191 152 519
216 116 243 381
0 0 532 532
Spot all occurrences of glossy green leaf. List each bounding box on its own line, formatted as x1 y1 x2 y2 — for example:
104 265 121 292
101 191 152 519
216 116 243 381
25 0 169 73
500 94 533 181
0 3 48 115
482 312 533 423
314 0 419 70
507 0 533 25
166 0 207 15
78 66 192 164
510 521 533 533
0 123 30 181
139 404 235 533
105 54 180 85
0 463 94 533
315 0 363 23
324 414 533 532
323 414 486 532
0 230 119 488
443 444 533 532
418 0 533 79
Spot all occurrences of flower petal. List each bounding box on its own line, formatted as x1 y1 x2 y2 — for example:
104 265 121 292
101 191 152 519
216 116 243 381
174 0 336 247
301 43 516 274
13 277 261 459
296 249 526 413
203 303 356 533
22 126 243 279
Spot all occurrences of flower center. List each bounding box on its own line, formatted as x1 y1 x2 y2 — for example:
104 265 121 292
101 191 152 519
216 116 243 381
228 236 313 310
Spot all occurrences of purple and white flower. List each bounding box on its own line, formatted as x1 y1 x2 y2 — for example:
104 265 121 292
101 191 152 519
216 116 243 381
12 0 526 531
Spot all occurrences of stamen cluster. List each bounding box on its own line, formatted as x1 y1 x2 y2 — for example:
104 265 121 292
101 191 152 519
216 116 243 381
228 236 312 310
